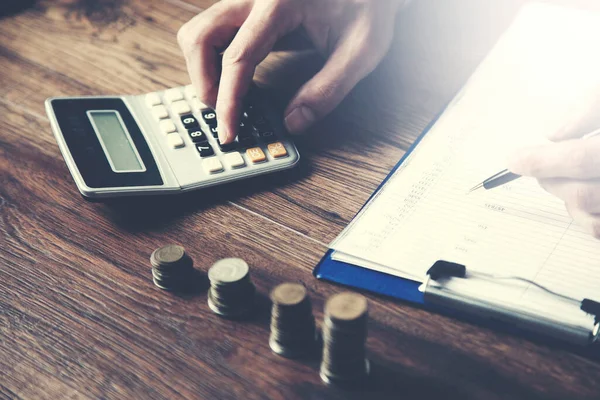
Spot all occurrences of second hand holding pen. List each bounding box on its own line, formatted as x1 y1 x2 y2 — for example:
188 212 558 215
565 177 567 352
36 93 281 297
469 127 600 193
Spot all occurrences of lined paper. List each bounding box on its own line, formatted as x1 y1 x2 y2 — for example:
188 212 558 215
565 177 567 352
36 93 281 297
331 2 600 308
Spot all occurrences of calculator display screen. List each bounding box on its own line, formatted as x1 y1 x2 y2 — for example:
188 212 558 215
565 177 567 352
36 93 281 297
88 110 145 173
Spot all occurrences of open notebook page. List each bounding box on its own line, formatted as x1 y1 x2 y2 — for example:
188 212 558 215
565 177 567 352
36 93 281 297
331 2 600 312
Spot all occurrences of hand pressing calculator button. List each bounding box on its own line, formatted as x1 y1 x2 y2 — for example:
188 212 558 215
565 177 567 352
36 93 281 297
45 84 300 198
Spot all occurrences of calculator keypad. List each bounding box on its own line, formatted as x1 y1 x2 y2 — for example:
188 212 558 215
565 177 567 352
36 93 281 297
164 88 184 103
171 101 191 115
166 133 185 149
224 152 245 168
159 120 177 134
247 147 266 163
181 114 200 129
201 110 218 126
142 85 296 186
152 105 169 120
204 157 224 173
196 142 214 157
188 128 207 143
267 142 288 158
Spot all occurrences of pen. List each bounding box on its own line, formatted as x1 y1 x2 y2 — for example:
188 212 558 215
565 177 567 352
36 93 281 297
469 127 600 193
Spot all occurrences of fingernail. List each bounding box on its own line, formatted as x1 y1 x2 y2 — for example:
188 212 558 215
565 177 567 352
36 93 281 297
218 126 228 143
284 106 316 134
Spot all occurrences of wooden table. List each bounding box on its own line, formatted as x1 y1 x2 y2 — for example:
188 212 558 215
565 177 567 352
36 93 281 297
2 0 599 398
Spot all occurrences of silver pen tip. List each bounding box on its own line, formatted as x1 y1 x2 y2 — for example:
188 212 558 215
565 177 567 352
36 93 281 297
468 183 483 194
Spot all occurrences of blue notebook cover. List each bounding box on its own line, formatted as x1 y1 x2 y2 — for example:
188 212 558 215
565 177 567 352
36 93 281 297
313 101 453 306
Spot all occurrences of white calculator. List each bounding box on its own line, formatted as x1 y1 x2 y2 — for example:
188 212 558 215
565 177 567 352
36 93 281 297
45 85 300 199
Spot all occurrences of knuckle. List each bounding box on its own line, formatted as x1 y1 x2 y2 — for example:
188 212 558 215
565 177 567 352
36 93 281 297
222 43 251 67
177 23 191 49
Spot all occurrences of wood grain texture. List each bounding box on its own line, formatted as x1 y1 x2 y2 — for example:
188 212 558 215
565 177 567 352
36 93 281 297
1 0 600 399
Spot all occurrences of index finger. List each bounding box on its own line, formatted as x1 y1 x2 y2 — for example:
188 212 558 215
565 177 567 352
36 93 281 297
507 136 600 179
216 3 299 143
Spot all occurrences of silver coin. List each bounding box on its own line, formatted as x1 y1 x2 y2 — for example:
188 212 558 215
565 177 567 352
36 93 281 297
208 258 249 284
151 245 186 268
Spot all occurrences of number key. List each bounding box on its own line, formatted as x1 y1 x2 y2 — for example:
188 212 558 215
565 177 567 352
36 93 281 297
208 125 219 138
181 114 199 129
218 139 237 153
196 142 214 157
188 128 207 143
259 130 276 143
238 136 257 148
202 109 217 126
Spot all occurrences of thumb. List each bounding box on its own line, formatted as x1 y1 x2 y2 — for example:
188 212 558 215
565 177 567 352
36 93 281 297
284 30 388 134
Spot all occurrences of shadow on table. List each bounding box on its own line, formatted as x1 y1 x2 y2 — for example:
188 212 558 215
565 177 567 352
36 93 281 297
96 158 314 233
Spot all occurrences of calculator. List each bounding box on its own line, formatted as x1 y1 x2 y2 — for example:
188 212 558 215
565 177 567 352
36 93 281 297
45 85 300 199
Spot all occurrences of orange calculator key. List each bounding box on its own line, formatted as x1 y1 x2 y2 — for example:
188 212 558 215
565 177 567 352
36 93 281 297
247 147 266 163
267 142 288 158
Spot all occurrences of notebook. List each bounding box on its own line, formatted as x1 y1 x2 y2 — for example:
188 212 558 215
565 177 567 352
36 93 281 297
315 2 600 345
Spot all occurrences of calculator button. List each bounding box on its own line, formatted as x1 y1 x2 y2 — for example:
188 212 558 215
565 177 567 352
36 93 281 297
204 157 224 174
166 133 185 149
164 88 184 103
247 147 266 163
224 152 246 169
196 142 214 157
159 120 177 134
188 128 207 143
202 109 218 126
245 103 256 119
184 85 197 99
145 92 161 108
259 130 277 143
191 98 202 112
267 142 288 158
171 100 191 115
208 125 219 138
152 105 169 120
238 120 252 135
238 136 256 148
181 114 200 129
253 114 268 128
218 139 237 153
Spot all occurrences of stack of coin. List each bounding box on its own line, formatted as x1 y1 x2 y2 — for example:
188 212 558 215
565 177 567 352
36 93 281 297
320 292 370 386
269 283 318 358
207 258 256 318
150 245 195 291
